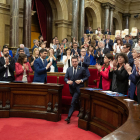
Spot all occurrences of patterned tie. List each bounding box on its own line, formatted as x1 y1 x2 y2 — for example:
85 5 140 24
5 67 8 78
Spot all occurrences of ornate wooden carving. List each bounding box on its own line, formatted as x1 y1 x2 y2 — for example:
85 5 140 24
53 103 58 113
84 110 90 121
47 102 52 112
79 107 84 119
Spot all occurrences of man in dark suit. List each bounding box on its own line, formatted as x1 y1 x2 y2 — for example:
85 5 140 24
104 35 113 51
14 48 25 62
123 35 133 49
64 56 88 123
78 48 90 77
0 46 15 82
71 42 80 57
94 41 110 65
123 43 134 67
33 49 52 83
32 39 39 53
86 27 93 34
104 29 111 35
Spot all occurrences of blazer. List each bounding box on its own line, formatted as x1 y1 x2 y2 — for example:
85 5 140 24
63 55 72 73
94 48 110 65
16 47 30 57
86 51 96 65
78 55 90 77
64 66 88 94
104 31 111 35
136 76 140 103
71 48 81 57
99 65 112 90
33 57 50 83
14 54 29 63
46 56 58 72
15 62 33 82
104 39 113 51
0 57 15 81
114 65 129 94
127 51 134 67
86 30 93 34
123 40 133 48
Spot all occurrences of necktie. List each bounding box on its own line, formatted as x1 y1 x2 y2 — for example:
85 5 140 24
61 52 63 61
73 68 76 80
5 67 8 78
43 59 46 67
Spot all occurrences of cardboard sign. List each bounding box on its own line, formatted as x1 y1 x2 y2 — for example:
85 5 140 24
124 29 129 35
115 30 121 37
122 31 126 38
131 27 137 36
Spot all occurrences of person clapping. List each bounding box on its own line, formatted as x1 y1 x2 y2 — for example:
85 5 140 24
15 54 33 82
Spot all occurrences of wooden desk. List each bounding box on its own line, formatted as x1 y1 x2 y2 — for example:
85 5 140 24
78 88 140 139
0 83 63 122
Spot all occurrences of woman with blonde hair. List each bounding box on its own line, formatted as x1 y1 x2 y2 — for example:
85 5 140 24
30 48 39 71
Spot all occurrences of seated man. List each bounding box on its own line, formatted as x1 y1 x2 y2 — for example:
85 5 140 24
33 49 52 83
123 35 133 49
78 48 90 78
94 41 110 65
104 28 111 35
104 35 113 51
86 27 93 34
0 46 15 82
14 48 25 62
15 44 30 58
64 56 88 123
71 42 80 57
123 43 134 67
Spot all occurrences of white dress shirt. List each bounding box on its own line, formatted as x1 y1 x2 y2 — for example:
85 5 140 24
3 57 11 77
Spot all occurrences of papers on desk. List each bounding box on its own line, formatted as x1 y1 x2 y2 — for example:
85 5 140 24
123 99 134 102
85 88 102 91
0 81 10 83
101 91 126 97
31 82 44 84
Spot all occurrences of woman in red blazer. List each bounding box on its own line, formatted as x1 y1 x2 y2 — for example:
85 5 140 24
96 53 113 90
15 53 33 82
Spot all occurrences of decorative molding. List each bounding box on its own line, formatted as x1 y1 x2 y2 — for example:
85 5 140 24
123 13 131 17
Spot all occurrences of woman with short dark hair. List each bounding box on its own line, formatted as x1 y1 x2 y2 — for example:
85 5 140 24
15 54 33 82
110 53 129 94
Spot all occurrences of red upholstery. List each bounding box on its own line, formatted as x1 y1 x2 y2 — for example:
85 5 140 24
47 76 57 83
58 67 63 72
88 68 100 88
58 76 72 105
30 75 34 82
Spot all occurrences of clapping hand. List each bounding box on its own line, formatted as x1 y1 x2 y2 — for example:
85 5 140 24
67 80 73 85
101 51 103 55
113 60 118 69
95 64 102 72
124 63 132 75
46 62 52 69
5 58 9 66
110 61 113 69
75 80 82 84
98 51 101 56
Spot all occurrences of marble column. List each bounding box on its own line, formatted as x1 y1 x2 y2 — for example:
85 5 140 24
23 0 32 48
79 0 85 46
102 3 110 32
109 7 115 34
123 13 131 29
71 0 79 41
9 0 19 48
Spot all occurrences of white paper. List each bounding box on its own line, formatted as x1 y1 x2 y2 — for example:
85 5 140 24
115 30 121 37
131 27 137 36
124 29 129 35
123 99 134 102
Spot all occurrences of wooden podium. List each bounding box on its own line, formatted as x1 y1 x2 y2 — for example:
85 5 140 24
78 88 140 139
0 83 63 122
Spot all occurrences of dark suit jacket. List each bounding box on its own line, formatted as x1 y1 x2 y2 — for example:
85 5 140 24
104 31 111 35
104 39 113 51
78 55 90 77
64 66 88 94
123 40 133 48
56 49 66 61
16 47 30 57
33 58 50 83
71 48 81 57
0 57 15 81
127 51 134 67
94 48 110 65
86 30 93 34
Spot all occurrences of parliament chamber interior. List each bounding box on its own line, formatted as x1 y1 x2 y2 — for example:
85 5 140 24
0 0 140 140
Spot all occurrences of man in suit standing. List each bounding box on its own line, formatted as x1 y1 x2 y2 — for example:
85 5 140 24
78 48 90 77
123 35 133 48
0 46 15 82
71 42 80 57
95 41 110 65
33 49 52 83
104 29 111 35
64 56 88 123
104 35 113 51
123 43 134 67
32 39 39 53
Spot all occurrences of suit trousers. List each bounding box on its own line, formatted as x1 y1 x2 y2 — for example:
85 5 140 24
68 89 80 118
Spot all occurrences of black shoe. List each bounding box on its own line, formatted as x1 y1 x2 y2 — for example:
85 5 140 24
65 117 70 124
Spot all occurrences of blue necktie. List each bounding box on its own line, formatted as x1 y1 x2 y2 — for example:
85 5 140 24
43 59 46 67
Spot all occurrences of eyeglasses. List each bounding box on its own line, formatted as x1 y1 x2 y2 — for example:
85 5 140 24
123 47 127 49
81 51 86 52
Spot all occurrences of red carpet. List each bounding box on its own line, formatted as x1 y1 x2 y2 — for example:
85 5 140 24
0 111 101 140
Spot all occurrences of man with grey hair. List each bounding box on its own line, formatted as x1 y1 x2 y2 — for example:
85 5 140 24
32 39 39 53
95 41 110 65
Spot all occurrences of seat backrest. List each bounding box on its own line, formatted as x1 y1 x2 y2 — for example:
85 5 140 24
58 67 63 72
58 76 71 96
47 76 57 83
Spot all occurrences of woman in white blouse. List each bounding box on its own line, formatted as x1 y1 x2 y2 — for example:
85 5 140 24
95 27 102 34
113 38 123 56
63 47 72 73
